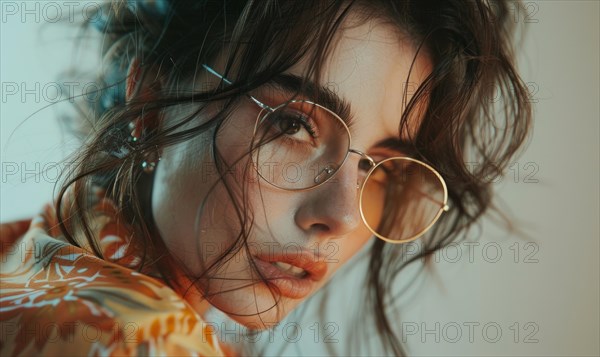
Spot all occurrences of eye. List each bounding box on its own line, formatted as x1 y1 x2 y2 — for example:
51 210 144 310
268 107 318 143
360 153 396 185
366 164 388 186
358 158 374 173
278 112 309 135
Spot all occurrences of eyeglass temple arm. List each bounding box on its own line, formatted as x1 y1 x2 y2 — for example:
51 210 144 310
202 64 273 112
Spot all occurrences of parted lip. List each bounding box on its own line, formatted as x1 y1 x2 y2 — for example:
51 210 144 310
252 249 328 282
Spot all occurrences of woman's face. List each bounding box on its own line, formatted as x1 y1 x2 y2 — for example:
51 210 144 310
151 18 431 328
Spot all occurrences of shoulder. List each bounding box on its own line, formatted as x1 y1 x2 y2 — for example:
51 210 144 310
0 221 223 356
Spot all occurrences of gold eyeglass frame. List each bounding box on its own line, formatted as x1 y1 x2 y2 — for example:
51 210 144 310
202 64 450 244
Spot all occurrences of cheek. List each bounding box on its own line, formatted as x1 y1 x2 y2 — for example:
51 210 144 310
336 232 373 266
323 218 374 270
150 122 269 276
151 136 243 273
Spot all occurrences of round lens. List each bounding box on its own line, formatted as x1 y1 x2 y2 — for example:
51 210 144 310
360 157 448 243
251 101 350 190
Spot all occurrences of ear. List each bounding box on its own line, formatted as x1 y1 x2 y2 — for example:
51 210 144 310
125 58 163 142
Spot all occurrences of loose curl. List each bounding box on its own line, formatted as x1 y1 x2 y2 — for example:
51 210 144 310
56 1 532 355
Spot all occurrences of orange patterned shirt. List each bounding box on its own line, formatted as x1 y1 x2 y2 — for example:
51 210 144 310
0 199 225 356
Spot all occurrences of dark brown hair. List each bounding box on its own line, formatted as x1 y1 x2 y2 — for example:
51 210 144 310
56 1 532 355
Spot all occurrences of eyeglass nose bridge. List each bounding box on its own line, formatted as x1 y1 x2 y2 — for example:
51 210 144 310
312 149 375 188
349 149 375 166
349 149 376 189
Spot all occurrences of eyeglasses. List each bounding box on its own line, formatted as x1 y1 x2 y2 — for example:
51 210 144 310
202 64 449 244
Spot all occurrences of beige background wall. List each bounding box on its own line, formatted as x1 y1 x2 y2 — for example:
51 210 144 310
1 1 598 355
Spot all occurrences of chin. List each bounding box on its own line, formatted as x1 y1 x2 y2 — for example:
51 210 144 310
206 284 304 330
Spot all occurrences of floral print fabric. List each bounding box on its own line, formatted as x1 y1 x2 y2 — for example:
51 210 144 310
0 200 224 356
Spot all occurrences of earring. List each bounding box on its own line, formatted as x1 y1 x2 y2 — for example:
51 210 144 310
141 147 161 174
141 159 157 173
128 122 160 173
128 121 140 143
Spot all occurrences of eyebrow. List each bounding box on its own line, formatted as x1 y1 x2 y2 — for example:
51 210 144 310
376 137 418 157
265 73 356 130
264 74 417 157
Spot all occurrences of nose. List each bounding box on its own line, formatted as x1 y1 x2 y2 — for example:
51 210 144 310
293 156 362 238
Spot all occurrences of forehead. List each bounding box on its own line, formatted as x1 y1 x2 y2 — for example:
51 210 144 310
290 18 432 149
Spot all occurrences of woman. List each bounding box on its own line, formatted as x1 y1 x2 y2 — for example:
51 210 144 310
0 0 531 355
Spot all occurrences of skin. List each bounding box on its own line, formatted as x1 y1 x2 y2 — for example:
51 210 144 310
146 17 432 329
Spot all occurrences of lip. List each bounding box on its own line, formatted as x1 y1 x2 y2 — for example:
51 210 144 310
252 250 328 299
